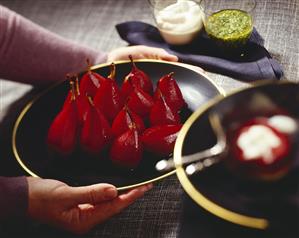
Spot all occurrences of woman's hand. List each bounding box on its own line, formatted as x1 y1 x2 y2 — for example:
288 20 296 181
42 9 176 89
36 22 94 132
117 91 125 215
107 45 178 62
27 177 152 234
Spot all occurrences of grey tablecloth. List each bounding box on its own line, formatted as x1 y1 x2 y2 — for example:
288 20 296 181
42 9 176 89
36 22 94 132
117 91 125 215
0 0 298 237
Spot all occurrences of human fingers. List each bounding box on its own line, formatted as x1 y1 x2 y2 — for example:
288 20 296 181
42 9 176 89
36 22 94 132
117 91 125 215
148 48 178 62
86 183 153 225
107 46 178 62
160 53 178 61
117 183 153 205
175 62 205 74
133 46 178 61
67 183 118 206
99 183 153 216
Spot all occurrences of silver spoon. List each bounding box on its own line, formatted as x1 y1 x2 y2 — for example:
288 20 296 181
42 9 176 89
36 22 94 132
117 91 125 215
155 113 227 175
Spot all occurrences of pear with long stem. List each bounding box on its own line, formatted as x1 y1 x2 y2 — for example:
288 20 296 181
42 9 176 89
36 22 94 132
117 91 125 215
94 63 124 122
111 105 145 137
47 81 79 155
80 59 107 97
73 75 90 124
62 75 89 124
141 124 182 156
150 89 181 126
121 55 153 99
80 96 112 155
127 81 154 119
110 124 143 169
154 72 186 112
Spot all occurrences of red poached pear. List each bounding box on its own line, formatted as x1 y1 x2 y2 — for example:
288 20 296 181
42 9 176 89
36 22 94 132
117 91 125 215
94 63 123 122
62 76 89 124
127 86 154 119
150 89 181 126
121 55 153 99
47 81 79 155
121 75 134 101
111 106 145 137
74 76 90 124
154 72 185 112
229 118 292 181
141 124 182 156
80 59 107 97
110 128 143 168
80 97 112 155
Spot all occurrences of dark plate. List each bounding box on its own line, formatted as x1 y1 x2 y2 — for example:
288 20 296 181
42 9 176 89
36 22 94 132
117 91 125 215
12 60 222 190
174 81 299 229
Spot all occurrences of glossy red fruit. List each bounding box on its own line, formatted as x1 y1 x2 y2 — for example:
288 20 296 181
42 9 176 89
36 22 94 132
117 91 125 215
110 128 143 168
150 90 181 126
80 97 112 155
94 63 123 122
229 118 291 181
121 55 153 99
47 81 79 155
74 76 90 124
154 72 185 112
111 106 145 137
127 87 154 119
80 59 107 97
120 76 134 101
62 76 89 124
141 124 182 156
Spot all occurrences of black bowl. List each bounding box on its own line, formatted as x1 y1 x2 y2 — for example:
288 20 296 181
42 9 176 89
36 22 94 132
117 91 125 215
12 60 222 190
174 81 299 229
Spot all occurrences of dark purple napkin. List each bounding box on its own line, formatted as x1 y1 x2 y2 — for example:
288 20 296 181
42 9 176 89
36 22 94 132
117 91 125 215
116 21 284 81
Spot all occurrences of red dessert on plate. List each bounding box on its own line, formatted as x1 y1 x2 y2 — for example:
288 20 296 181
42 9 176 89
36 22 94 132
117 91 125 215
228 115 298 181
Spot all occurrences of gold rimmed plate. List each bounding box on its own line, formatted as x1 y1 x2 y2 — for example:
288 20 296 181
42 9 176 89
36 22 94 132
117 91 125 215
12 60 223 190
174 81 299 229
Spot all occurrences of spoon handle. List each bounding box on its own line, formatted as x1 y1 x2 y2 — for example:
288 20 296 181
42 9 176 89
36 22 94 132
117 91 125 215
155 113 227 173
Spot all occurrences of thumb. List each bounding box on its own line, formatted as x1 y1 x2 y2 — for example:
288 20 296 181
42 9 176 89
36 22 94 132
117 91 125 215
159 52 178 62
67 183 118 205
151 48 178 62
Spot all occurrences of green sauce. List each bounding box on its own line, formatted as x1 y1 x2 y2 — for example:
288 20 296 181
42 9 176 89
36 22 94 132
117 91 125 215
205 9 253 48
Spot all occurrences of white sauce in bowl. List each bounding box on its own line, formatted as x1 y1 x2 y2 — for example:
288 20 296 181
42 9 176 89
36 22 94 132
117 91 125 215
237 125 281 164
268 115 298 134
155 0 205 45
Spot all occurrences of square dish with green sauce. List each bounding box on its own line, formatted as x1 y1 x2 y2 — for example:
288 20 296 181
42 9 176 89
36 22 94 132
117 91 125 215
204 9 253 48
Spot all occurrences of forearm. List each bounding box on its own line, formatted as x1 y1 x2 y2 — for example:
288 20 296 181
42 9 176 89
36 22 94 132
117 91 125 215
0 5 107 85
0 176 28 220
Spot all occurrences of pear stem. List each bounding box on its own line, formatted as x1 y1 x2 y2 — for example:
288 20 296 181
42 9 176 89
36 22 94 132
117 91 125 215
69 81 76 101
108 63 116 79
129 55 136 68
168 72 174 78
74 75 80 96
124 74 132 84
129 55 133 62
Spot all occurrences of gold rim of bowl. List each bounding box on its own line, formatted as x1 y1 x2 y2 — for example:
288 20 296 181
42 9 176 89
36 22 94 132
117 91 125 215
173 79 297 230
